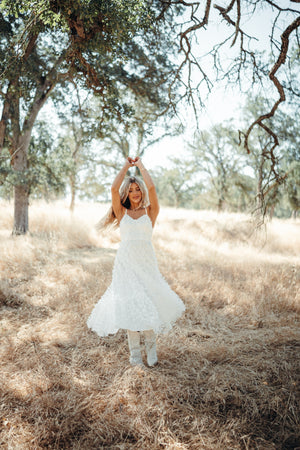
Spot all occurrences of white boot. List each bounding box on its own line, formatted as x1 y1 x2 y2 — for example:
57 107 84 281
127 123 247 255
144 330 158 367
127 330 144 366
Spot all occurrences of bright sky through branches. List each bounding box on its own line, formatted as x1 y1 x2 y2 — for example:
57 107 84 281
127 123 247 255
36 1 299 172
143 1 300 169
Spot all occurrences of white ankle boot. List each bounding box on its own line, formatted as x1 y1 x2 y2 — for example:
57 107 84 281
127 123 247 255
127 330 144 366
144 330 158 366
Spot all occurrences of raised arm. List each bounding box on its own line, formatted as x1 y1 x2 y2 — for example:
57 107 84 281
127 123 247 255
135 157 159 225
111 158 132 222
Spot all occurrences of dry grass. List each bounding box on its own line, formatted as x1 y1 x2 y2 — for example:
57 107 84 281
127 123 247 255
0 201 299 450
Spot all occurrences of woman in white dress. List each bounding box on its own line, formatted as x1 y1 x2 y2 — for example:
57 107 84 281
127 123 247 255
87 157 185 367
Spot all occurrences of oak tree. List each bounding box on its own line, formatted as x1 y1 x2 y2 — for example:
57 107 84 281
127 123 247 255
0 0 176 233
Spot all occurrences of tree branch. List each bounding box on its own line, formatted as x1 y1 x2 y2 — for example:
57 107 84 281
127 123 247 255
160 0 212 118
265 0 300 14
243 15 300 185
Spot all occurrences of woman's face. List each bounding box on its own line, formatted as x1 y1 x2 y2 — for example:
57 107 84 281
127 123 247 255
128 183 142 206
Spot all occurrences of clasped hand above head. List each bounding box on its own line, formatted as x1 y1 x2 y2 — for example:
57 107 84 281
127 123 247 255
127 156 142 168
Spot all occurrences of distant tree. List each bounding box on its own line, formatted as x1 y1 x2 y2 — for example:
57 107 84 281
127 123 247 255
152 157 201 208
242 95 300 217
286 167 300 219
275 103 300 218
27 121 71 200
54 88 184 208
226 173 256 212
55 88 96 211
282 150 300 219
100 98 182 161
188 124 246 211
93 95 184 178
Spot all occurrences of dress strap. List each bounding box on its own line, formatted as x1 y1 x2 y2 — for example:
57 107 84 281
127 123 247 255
125 208 128 215
144 207 148 216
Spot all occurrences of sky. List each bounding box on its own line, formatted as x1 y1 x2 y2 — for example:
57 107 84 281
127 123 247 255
142 1 300 170
143 88 244 169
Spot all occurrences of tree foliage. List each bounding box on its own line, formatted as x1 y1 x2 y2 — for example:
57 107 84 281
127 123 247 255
0 0 179 232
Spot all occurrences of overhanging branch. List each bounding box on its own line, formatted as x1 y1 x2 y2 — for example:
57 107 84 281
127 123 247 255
243 15 300 185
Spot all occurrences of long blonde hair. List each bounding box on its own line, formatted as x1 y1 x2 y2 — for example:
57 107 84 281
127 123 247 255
97 176 150 230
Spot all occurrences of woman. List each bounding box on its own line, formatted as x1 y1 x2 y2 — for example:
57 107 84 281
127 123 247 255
87 157 185 367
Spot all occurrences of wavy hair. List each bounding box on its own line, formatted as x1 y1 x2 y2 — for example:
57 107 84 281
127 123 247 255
97 176 149 230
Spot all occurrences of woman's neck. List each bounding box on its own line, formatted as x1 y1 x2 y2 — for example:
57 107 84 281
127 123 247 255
130 203 141 211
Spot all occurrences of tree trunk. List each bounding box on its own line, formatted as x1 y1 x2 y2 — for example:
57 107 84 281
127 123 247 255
217 197 224 212
12 144 29 235
13 185 29 234
217 191 226 212
256 156 264 212
69 174 76 212
10 80 53 233
268 203 275 221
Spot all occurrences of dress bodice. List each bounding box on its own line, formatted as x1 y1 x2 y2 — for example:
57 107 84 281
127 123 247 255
120 213 153 242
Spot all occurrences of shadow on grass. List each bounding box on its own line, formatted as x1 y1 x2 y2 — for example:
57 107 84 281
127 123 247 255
1 242 299 449
1 306 299 449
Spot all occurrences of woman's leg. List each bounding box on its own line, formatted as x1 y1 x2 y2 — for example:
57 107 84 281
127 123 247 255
143 329 158 366
127 330 143 366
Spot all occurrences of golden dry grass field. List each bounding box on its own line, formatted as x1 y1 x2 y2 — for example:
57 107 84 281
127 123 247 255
0 201 299 450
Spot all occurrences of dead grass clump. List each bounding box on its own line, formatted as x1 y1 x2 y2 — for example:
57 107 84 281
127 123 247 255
0 286 23 308
0 202 299 449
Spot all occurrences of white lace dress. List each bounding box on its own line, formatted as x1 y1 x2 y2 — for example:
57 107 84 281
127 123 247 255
87 209 185 336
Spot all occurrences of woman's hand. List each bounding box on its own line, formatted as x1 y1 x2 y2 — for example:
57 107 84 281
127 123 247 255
125 156 146 172
127 157 137 165
126 156 143 169
125 157 134 168
132 157 143 169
